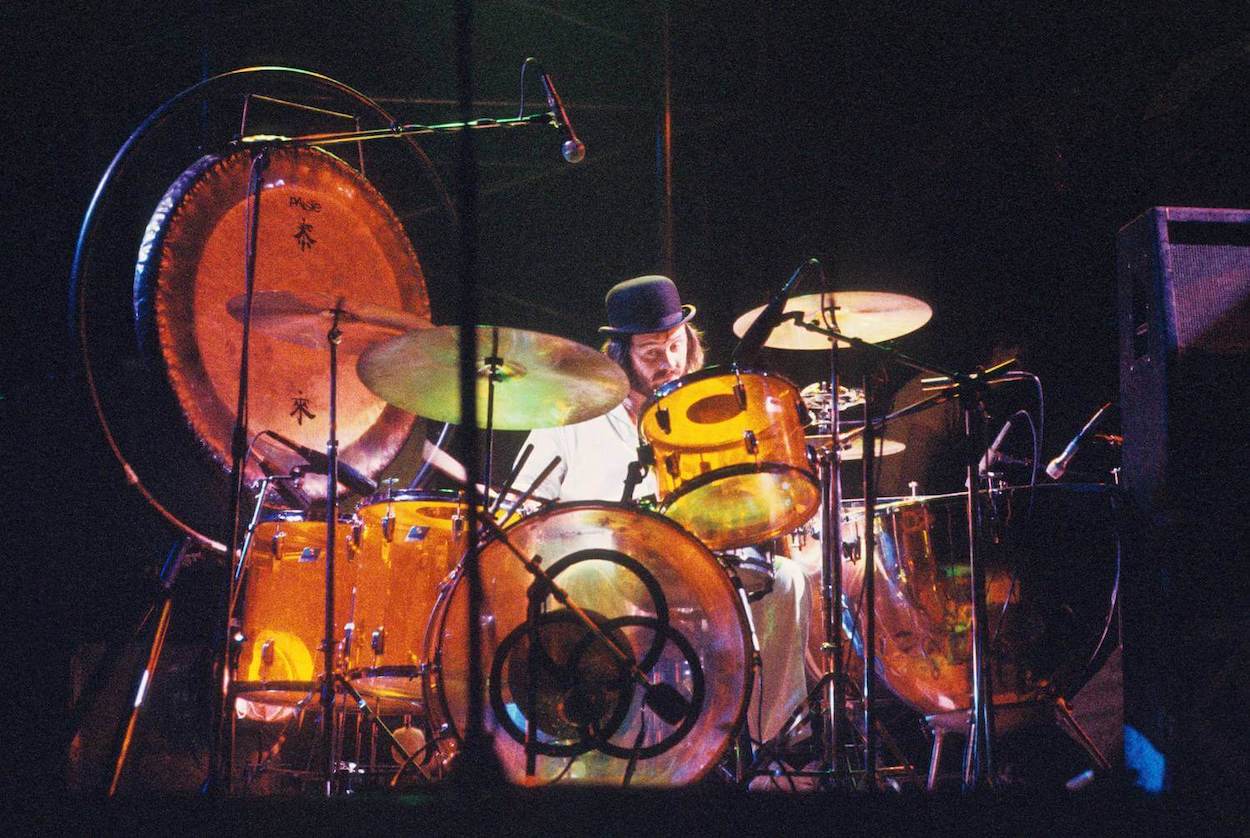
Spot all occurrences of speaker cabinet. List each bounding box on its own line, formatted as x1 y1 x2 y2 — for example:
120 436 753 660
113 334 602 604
1117 206 1250 790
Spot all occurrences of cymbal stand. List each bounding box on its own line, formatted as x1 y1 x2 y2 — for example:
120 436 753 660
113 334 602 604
317 302 345 796
793 319 1008 789
816 300 851 788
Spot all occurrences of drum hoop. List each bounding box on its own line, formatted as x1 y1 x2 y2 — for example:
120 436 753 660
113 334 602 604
661 462 818 509
230 679 321 712
423 562 463 742
422 501 755 774
640 364 803 423
357 487 464 510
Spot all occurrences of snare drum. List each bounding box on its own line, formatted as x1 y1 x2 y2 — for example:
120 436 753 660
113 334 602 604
234 510 358 717
638 366 818 551
423 502 752 786
350 489 469 709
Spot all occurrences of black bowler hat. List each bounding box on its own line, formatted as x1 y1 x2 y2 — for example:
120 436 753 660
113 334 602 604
598 275 696 335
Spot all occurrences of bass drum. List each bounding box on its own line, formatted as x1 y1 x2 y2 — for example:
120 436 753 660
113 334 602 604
792 484 1122 717
423 503 752 786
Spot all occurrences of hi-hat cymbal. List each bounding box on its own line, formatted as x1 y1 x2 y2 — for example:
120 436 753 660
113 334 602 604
732 291 932 350
807 433 906 460
800 380 864 412
357 325 629 430
226 290 427 355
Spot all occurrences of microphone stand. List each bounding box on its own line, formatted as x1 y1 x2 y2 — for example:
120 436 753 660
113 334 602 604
205 145 267 794
792 320 1008 789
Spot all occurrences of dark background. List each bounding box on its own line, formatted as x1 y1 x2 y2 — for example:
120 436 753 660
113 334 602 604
7 1 1250 787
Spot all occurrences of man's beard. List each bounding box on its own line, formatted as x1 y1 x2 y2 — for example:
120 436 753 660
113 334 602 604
628 367 681 397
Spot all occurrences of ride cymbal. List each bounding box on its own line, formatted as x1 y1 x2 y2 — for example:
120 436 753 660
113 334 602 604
732 291 932 350
357 325 629 429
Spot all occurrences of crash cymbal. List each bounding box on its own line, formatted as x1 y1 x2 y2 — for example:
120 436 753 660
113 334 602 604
806 433 906 460
226 290 427 355
732 291 932 350
357 325 629 430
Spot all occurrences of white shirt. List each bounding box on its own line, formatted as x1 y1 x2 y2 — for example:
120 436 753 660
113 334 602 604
511 402 656 504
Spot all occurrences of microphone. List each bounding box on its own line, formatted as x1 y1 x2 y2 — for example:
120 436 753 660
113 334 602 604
266 431 378 497
1045 401 1114 480
732 258 818 365
978 418 1014 476
538 67 586 164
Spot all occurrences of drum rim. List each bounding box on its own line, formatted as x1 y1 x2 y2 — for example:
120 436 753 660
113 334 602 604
357 486 464 510
661 462 819 522
421 500 755 784
639 363 803 425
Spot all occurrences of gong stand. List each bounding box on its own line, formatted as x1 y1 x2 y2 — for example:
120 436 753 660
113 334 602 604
793 319 1011 790
202 107 571 793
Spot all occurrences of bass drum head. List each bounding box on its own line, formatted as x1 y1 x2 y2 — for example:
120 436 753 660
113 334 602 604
424 503 751 787
134 144 430 501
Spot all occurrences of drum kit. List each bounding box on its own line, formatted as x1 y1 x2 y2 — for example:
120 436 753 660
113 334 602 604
81 69 1119 796
214 270 978 791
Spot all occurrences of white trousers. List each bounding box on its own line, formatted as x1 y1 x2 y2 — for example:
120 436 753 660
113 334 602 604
745 557 811 743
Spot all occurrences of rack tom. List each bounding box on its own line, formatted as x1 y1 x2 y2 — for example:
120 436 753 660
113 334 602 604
638 366 818 550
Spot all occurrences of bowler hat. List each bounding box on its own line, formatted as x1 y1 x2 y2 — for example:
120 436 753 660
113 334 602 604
598 275 696 335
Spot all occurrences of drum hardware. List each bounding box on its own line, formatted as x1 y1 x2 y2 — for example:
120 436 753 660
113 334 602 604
801 380 865 414
791 312 1024 789
86 538 195 797
729 265 944 790
805 432 906 460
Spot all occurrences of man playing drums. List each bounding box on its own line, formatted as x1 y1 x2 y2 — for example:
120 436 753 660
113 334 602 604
511 274 811 746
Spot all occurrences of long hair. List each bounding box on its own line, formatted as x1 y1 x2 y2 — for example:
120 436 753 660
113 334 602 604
600 323 706 381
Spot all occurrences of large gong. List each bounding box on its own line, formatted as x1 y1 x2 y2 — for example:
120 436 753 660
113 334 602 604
134 144 430 496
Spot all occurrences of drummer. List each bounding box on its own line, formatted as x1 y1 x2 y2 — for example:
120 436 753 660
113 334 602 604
510 274 811 745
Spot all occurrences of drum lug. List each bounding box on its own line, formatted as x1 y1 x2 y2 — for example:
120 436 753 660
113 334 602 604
270 527 286 557
451 509 466 539
743 429 759 455
843 538 861 563
656 406 671 435
795 397 810 427
261 639 275 666
382 512 395 542
372 627 386 655
734 381 748 410
664 453 681 477
343 621 355 658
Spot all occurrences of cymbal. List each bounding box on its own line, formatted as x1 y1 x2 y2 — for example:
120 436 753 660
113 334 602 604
807 433 906 460
226 290 426 355
731 291 932 350
800 380 864 412
357 325 629 430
